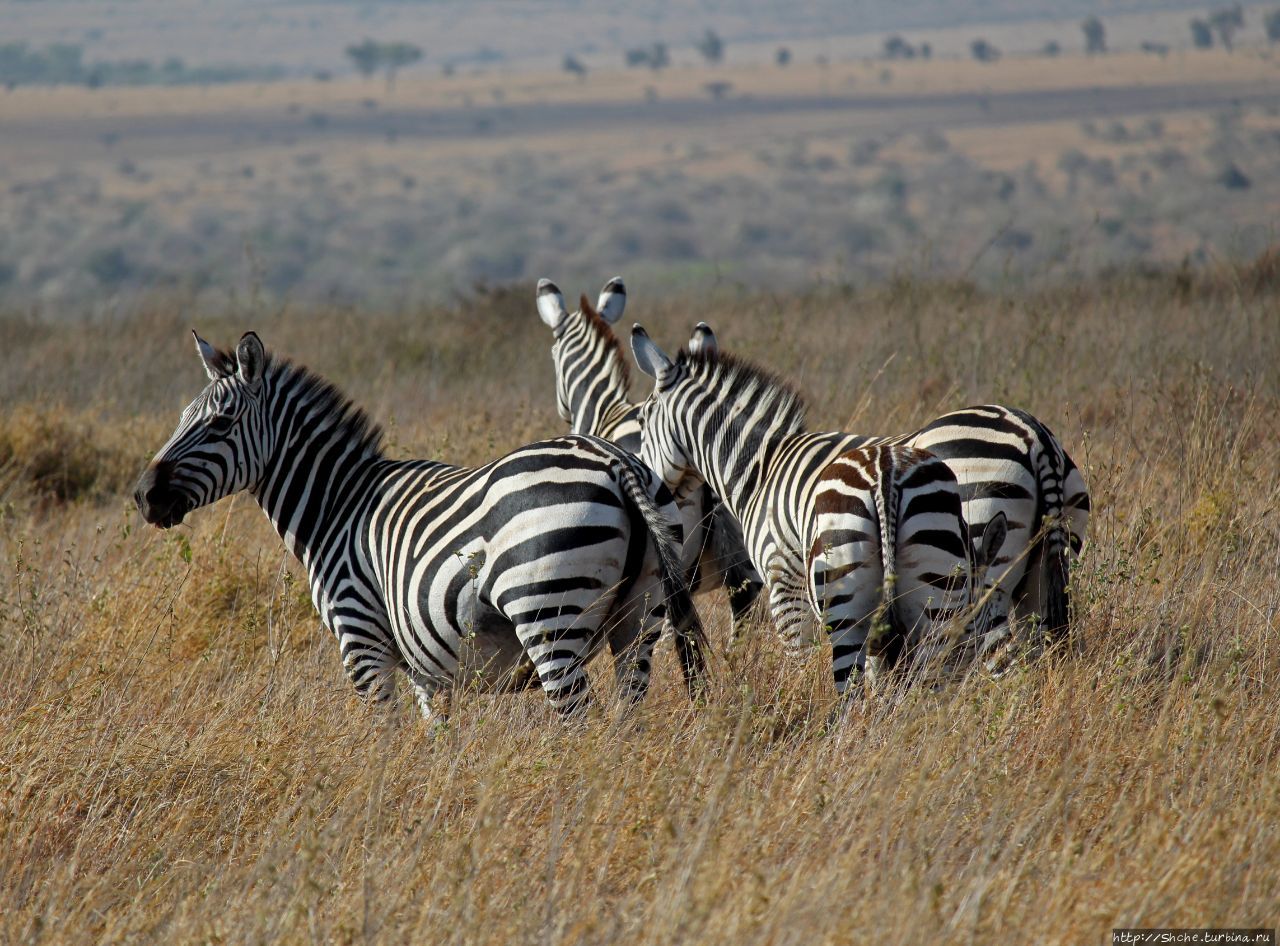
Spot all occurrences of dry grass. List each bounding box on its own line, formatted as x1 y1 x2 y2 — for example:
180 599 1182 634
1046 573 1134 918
2 269 1279 943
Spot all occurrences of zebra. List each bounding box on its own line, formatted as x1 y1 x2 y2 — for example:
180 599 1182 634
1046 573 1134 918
687 320 1090 658
630 325 1009 694
133 330 708 721
535 277 764 636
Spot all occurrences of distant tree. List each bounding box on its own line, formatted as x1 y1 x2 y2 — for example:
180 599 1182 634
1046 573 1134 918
696 28 724 64
1209 5 1244 51
562 54 587 80
970 38 1000 62
1217 161 1251 188
346 39 422 89
704 79 733 100
1190 18 1214 48
380 42 422 90
1056 148 1090 194
1041 39 1062 56
919 41 933 59
1082 16 1106 54
46 43 85 81
346 39 381 79
624 43 668 70
775 46 791 67
1266 8 1280 42
883 35 916 59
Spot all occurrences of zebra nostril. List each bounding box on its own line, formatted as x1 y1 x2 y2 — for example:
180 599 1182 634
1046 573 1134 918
133 463 172 515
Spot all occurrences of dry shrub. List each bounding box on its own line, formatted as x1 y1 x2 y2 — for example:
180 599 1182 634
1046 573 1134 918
0 406 139 505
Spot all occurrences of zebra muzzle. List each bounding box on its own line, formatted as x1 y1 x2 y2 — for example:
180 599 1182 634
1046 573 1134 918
134 463 190 528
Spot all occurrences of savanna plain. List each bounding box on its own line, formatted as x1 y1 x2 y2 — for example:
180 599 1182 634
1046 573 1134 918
2 261 1278 943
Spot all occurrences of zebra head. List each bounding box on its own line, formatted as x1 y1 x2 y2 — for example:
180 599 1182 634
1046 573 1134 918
629 324 696 495
536 276 627 429
134 331 272 528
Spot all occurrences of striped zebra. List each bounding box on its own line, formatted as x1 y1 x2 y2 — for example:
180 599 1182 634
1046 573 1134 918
630 326 1009 693
133 331 707 720
688 321 1090 656
535 277 764 635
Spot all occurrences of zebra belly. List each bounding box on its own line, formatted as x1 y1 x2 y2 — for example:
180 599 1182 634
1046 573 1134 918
456 605 539 694
394 573 539 694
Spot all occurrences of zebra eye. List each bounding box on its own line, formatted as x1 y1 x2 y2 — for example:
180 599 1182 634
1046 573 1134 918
206 413 235 434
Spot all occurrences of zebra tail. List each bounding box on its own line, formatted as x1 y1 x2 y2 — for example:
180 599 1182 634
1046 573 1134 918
1035 435 1072 643
870 448 906 668
616 465 709 699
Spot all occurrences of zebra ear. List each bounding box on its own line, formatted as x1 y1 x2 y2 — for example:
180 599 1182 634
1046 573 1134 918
978 512 1008 568
630 324 673 383
235 332 266 388
536 278 568 331
192 329 233 380
688 321 718 357
596 277 626 324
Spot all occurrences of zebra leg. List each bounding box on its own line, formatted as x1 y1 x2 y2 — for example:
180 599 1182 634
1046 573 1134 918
726 571 765 644
827 614 876 697
406 670 451 723
766 563 821 656
514 622 594 718
338 627 401 707
606 593 665 708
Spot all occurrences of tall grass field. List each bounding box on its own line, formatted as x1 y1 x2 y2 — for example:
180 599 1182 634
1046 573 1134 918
2 264 1278 943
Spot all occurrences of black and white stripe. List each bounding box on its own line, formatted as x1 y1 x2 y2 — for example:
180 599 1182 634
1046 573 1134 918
690 322 1091 653
904 405 1089 645
134 331 707 720
630 327 1006 694
536 277 764 633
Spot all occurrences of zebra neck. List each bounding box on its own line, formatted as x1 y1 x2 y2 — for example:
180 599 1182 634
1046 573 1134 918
566 371 633 437
683 411 779 526
251 384 383 568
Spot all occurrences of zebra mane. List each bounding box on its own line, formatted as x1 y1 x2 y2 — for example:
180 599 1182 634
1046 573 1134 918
269 353 386 459
677 349 807 435
578 294 631 391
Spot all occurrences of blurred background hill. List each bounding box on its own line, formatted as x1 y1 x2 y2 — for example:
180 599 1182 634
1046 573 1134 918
2 0 1279 313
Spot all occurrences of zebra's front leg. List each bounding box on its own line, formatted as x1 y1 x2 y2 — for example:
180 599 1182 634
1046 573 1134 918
766 565 821 657
514 621 594 719
406 669 452 724
338 628 402 709
725 572 765 645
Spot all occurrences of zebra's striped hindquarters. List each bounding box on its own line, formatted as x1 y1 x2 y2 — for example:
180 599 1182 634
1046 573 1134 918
630 325 987 698
907 404 1090 650
810 443 971 693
